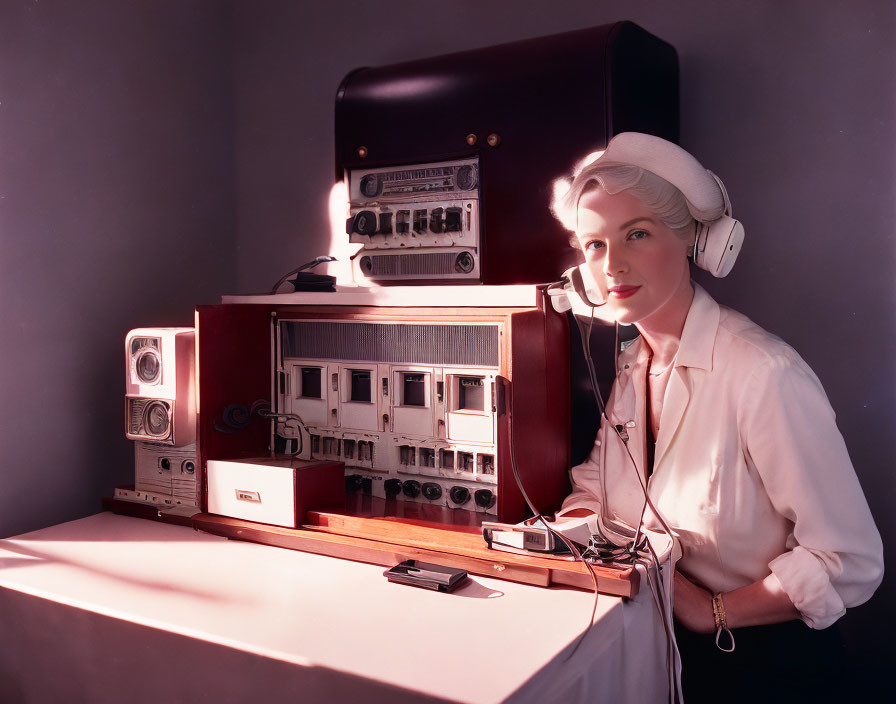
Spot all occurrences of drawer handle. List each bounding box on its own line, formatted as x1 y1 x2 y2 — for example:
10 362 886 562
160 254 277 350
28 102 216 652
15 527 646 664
235 490 261 503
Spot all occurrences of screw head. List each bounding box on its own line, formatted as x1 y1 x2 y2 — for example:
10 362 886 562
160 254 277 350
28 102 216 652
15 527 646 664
357 146 368 158
466 133 478 146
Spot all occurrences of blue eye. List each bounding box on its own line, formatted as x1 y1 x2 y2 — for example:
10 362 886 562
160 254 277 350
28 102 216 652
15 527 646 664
629 229 649 241
584 240 605 252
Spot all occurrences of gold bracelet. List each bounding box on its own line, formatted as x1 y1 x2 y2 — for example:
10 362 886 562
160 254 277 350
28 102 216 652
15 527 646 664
712 592 736 652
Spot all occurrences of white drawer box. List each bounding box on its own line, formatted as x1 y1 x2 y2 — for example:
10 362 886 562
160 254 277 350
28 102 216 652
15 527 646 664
206 458 344 528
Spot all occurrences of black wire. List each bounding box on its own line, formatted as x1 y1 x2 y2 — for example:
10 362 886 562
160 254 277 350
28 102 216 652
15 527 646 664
576 314 676 550
579 307 607 416
638 554 677 704
257 409 306 458
573 311 681 701
269 256 337 294
642 539 681 704
512 284 680 696
504 378 602 660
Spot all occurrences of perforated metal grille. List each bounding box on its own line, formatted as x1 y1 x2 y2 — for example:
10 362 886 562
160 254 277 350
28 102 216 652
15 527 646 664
368 253 464 276
281 321 499 367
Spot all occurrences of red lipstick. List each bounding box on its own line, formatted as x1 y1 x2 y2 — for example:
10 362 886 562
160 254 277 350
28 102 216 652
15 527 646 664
608 285 640 299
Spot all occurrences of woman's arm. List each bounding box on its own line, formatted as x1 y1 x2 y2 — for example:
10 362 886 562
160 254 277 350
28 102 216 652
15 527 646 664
674 570 801 634
737 353 883 628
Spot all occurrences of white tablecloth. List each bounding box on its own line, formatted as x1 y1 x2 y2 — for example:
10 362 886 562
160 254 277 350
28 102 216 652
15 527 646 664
0 513 670 703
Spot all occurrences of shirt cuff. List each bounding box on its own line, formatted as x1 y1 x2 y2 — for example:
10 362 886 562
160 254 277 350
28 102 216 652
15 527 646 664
768 547 846 629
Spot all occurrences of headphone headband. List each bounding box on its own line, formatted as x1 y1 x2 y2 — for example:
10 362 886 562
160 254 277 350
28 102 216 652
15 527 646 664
597 132 727 222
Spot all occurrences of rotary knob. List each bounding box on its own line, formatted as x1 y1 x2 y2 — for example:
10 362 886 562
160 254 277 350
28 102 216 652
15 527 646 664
402 480 421 498
474 489 495 509
449 486 470 505
359 174 381 198
348 210 378 236
421 482 442 501
455 252 475 274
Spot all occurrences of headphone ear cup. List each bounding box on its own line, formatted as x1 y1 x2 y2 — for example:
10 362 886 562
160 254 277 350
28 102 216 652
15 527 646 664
692 216 744 278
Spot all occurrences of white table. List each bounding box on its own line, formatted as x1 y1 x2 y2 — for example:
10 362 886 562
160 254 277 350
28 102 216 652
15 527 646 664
0 513 671 704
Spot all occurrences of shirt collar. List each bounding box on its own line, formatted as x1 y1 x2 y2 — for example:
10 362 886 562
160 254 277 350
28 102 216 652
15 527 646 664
617 282 720 372
675 282 720 371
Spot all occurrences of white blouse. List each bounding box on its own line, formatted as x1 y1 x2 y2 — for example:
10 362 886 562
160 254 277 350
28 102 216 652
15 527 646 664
560 284 883 629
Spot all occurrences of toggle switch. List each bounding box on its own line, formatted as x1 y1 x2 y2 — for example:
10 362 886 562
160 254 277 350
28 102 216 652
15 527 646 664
378 211 393 234
445 207 462 232
396 210 410 234
413 209 428 234
384 478 402 498
429 207 444 234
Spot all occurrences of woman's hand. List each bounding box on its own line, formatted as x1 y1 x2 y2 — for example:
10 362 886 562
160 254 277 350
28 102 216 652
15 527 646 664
673 571 716 634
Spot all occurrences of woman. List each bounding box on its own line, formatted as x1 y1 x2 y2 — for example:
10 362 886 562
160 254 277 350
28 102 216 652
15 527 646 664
551 133 883 702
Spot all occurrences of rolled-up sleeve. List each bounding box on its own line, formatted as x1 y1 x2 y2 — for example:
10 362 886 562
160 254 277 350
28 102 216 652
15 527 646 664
740 352 884 629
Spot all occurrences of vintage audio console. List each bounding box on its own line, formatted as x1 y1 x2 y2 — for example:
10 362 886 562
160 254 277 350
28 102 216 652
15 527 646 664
336 21 679 285
196 287 570 525
116 327 200 513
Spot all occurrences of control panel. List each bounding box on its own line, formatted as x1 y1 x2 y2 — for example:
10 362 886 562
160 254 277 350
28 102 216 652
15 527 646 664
346 158 481 282
275 318 500 515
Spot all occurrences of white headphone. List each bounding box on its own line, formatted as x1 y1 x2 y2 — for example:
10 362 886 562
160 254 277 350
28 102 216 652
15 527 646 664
598 132 745 278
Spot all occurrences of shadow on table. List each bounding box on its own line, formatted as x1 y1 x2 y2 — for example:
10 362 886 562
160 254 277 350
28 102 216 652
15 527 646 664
0 540 233 604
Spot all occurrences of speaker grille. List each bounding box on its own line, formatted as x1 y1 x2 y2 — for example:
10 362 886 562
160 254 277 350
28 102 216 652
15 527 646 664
127 398 173 443
281 321 499 367
368 253 470 277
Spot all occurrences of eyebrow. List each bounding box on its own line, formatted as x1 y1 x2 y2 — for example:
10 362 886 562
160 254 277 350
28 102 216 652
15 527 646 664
617 216 656 230
576 216 657 240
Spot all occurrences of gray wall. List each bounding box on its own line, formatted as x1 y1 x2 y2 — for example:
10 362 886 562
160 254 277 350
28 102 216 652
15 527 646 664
0 0 236 536
230 0 895 688
2 0 892 691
